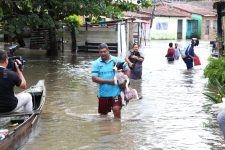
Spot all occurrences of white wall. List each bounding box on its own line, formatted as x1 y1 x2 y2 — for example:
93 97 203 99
64 26 117 46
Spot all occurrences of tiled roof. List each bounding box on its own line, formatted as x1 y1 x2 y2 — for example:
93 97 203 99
187 1 215 11
170 2 216 16
124 1 216 19
154 4 191 17
141 4 190 17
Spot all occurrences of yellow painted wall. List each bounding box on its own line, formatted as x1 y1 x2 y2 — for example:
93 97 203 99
151 17 187 40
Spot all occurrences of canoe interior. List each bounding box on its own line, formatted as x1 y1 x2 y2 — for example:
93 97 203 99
0 116 27 130
0 81 44 134
0 80 45 150
30 90 43 110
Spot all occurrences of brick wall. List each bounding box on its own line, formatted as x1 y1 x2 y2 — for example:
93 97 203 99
201 16 217 41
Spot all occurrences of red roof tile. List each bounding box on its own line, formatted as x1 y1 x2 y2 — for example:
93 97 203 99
170 3 216 16
154 4 191 17
188 1 215 11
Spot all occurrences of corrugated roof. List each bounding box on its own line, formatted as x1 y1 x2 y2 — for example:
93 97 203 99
123 11 151 18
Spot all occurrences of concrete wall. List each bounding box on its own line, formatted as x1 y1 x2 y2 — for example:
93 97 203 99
151 17 187 40
63 26 117 46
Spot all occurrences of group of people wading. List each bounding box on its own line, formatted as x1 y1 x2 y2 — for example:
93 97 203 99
91 43 144 119
165 38 200 70
91 39 201 120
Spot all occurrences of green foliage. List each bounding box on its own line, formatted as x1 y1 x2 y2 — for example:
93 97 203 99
204 57 225 84
3 15 28 37
90 17 102 24
203 79 225 103
64 15 83 29
203 92 221 103
0 0 152 41
140 0 152 8
0 8 3 20
115 0 152 12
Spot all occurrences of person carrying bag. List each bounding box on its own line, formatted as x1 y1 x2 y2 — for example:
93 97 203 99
182 38 199 70
194 54 201 66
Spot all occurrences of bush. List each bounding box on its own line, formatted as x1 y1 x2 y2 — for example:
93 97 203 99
204 57 225 85
203 79 225 103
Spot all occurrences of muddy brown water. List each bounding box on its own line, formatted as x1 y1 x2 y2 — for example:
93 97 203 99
15 41 225 150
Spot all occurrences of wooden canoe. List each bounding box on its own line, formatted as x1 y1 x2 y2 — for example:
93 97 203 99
0 80 46 150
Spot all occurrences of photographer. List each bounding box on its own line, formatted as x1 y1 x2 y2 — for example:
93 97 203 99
0 49 32 113
183 38 199 70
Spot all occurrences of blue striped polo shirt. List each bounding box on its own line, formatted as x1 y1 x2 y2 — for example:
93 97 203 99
91 55 128 97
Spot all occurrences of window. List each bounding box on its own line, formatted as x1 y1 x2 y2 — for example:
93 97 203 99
156 22 168 30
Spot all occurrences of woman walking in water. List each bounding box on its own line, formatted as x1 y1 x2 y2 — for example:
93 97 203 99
125 43 144 80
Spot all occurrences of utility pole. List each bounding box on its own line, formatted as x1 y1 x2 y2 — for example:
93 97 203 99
149 0 157 42
149 5 156 29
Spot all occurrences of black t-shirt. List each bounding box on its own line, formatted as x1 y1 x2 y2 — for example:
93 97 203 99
128 51 141 63
0 67 21 113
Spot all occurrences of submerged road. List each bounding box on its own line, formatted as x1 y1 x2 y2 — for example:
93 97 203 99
17 40 225 150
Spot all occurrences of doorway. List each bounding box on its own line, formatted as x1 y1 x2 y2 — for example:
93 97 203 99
177 20 183 39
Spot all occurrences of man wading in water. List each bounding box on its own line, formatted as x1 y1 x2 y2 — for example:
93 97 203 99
91 43 130 119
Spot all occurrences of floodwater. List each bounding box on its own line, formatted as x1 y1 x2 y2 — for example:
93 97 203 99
16 40 225 150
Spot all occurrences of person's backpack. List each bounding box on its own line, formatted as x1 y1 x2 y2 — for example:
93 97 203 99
180 45 191 59
175 49 180 59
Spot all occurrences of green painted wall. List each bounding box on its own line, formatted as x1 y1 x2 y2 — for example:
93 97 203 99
151 17 187 40
187 14 202 39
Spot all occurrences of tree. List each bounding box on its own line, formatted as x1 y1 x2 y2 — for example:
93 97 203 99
64 15 83 53
0 0 152 56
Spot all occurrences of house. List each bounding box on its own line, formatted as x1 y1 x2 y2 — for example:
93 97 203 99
171 1 217 41
123 4 190 41
149 4 190 40
123 11 151 46
137 1 217 41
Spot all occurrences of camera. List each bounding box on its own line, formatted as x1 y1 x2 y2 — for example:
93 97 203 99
6 45 25 72
7 56 25 72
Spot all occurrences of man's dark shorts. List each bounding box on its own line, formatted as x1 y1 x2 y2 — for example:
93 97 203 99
98 96 122 115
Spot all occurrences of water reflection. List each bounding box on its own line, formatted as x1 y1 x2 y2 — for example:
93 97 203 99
130 79 142 97
18 41 225 150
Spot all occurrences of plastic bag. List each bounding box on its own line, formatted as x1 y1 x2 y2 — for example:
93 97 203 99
194 55 201 66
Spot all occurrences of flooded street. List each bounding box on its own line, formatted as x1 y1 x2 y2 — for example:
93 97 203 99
18 40 225 150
